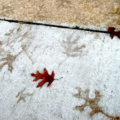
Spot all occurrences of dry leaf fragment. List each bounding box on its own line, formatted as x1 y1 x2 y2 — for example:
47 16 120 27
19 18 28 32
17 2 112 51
108 27 120 39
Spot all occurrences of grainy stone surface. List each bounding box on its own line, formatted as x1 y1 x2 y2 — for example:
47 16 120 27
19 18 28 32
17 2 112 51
0 0 120 30
0 21 120 120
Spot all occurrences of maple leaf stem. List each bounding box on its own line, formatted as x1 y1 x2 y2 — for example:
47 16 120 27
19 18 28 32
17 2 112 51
55 77 63 80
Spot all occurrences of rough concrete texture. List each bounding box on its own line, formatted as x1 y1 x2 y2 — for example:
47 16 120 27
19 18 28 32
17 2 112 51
0 21 120 120
0 0 120 30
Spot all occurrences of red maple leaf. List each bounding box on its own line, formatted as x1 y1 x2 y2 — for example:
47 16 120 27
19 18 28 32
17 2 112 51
108 27 120 39
31 68 55 87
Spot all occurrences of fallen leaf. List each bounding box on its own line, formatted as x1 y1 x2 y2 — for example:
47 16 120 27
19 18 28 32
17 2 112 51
31 68 55 87
108 27 120 39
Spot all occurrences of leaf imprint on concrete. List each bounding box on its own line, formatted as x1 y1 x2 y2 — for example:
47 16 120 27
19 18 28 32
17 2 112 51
73 87 120 120
16 88 33 104
0 51 22 72
61 34 86 57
